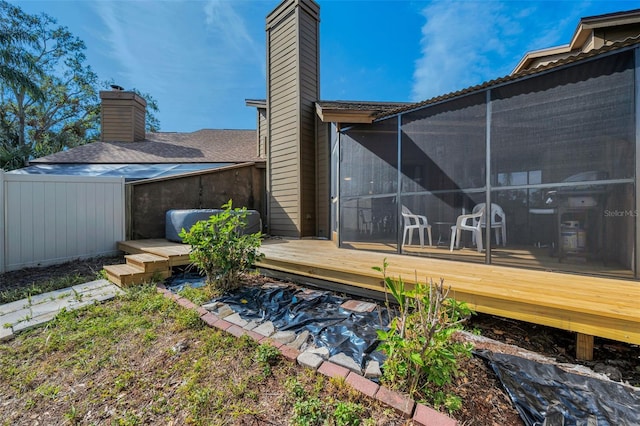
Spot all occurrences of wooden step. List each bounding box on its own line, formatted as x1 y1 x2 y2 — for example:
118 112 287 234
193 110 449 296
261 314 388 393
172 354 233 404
103 264 171 287
117 239 192 267
125 253 170 273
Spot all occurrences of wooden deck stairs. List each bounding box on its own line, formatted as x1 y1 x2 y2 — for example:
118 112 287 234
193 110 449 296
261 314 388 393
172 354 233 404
104 239 191 286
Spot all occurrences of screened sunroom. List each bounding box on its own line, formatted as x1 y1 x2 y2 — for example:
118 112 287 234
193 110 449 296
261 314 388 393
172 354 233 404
336 45 639 279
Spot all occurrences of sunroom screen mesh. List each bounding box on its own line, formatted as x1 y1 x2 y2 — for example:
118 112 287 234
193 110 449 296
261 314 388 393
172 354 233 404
340 118 398 198
490 51 635 185
401 92 487 192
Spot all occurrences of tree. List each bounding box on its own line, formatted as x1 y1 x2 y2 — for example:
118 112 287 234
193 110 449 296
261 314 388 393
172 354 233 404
0 1 99 170
0 2 162 171
0 4 43 101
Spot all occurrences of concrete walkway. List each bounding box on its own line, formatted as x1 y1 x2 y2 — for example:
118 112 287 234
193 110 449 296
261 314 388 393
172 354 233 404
1 279 124 341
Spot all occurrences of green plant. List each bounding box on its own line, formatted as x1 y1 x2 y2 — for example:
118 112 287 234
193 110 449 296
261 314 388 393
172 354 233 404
254 343 280 364
72 288 83 302
178 285 213 306
255 343 277 369
374 260 473 407
34 383 60 399
179 200 264 292
254 342 280 376
291 397 325 426
64 405 79 424
333 401 364 426
284 377 306 401
114 411 141 426
96 269 108 281
173 307 203 331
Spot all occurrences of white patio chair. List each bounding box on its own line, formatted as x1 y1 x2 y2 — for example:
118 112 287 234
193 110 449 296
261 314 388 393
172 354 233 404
450 206 486 252
471 203 507 246
359 209 373 235
401 205 432 248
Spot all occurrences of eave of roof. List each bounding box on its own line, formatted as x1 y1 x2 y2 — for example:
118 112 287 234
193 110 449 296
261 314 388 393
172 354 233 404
245 98 266 108
315 100 410 124
571 8 640 49
377 35 640 120
515 8 640 74
512 44 572 75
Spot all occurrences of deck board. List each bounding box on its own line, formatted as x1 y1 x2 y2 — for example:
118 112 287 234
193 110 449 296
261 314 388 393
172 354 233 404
117 239 191 267
256 238 640 346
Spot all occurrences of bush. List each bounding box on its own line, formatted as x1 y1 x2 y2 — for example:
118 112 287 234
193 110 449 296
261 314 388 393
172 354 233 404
374 260 473 410
179 200 264 292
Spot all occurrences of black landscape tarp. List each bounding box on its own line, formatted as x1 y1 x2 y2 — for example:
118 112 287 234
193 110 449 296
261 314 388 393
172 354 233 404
166 273 389 368
166 274 640 425
477 350 640 426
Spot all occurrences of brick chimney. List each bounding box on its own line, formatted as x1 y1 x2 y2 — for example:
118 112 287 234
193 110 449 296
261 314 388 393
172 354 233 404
100 89 146 142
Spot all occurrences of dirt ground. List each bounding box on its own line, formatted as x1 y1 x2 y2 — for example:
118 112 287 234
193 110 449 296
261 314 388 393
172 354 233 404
1 256 638 425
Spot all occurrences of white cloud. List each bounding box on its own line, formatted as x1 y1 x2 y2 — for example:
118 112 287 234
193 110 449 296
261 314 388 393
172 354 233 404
91 1 185 94
203 0 266 77
92 1 141 85
90 0 271 131
411 2 511 101
410 1 581 102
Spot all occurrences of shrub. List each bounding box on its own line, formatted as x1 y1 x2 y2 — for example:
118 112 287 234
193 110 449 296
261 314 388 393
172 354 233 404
374 260 474 409
179 200 264 292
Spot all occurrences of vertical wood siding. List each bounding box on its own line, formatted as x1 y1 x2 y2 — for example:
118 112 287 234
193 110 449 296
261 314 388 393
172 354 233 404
101 102 134 142
266 0 319 238
0 173 125 272
298 9 319 236
268 6 301 237
258 108 268 157
100 91 146 142
316 119 330 238
134 104 146 141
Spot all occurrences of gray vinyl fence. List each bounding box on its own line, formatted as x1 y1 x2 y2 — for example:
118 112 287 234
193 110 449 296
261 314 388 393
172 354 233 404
0 171 125 273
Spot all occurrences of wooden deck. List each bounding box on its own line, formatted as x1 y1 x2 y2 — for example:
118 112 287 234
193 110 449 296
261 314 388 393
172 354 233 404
342 241 635 279
256 238 640 359
114 237 640 359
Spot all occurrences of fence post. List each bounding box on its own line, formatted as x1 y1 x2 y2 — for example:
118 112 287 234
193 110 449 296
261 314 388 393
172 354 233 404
0 170 5 273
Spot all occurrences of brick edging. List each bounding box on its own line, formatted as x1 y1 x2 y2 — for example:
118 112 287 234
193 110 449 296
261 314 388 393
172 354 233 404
158 285 458 426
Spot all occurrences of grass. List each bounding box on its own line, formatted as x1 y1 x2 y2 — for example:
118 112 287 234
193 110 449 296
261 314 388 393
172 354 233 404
0 273 89 305
0 282 405 425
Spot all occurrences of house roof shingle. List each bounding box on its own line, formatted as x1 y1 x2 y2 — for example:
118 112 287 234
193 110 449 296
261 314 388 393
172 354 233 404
30 129 263 164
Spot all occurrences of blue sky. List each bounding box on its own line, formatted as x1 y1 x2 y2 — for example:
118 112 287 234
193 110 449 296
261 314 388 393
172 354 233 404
17 0 639 132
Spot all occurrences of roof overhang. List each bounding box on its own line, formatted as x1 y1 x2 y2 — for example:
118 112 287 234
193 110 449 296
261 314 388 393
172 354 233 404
315 104 377 124
512 44 572 74
315 101 410 124
245 98 266 108
572 8 640 48
513 8 640 75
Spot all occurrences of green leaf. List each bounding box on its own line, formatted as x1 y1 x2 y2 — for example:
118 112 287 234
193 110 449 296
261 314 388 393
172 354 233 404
410 352 424 367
